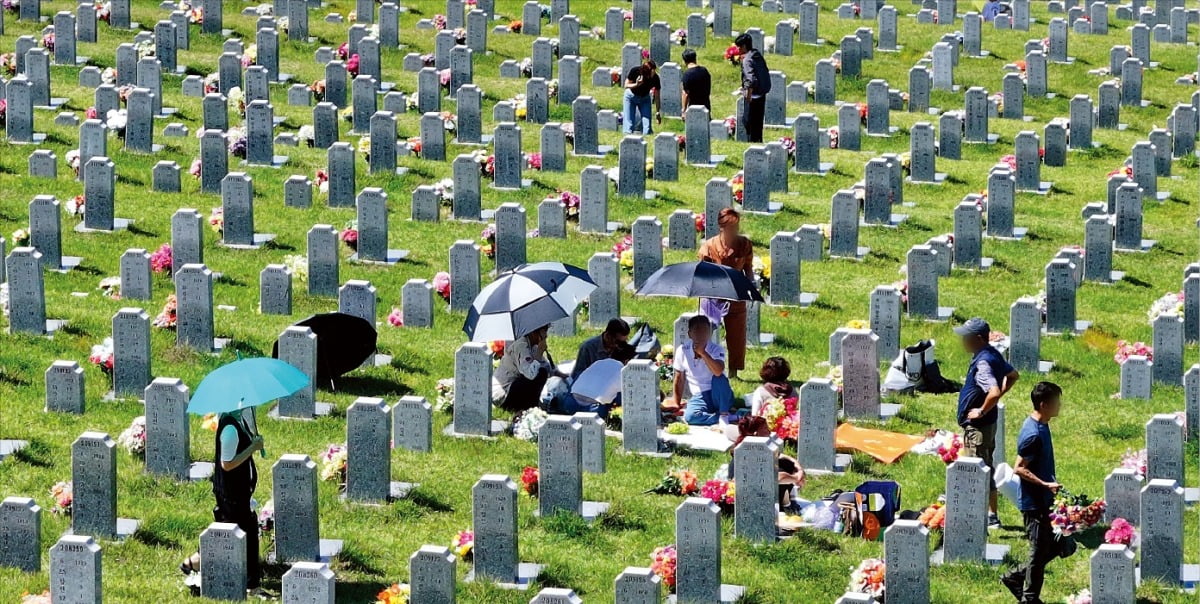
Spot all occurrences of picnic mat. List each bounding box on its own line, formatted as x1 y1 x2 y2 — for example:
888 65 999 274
659 426 734 452
835 424 925 464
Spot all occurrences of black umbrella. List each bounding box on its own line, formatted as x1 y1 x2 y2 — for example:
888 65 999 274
635 261 764 302
273 313 377 383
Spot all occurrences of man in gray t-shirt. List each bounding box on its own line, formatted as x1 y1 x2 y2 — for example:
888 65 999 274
570 318 630 381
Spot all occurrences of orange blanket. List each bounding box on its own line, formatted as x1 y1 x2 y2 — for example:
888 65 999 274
835 424 925 464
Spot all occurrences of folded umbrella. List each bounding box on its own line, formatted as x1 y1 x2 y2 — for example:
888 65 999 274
635 261 764 302
186 358 310 415
463 262 596 342
279 313 377 382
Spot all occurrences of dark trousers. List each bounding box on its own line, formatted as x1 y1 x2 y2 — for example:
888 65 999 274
744 96 766 143
500 367 548 413
1003 511 1056 603
215 498 261 589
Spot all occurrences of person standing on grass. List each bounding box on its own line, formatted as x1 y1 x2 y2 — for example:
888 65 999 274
954 317 1020 529
680 49 711 112
623 59 660 135
736 33 770 143
1001 382 1063 604
212 408 265 597
698 208 754 379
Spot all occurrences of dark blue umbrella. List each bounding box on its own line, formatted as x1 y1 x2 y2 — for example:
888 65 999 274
635 261 764 302
463 262 595 341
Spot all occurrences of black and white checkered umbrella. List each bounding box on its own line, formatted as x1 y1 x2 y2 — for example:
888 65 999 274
462 262 596 342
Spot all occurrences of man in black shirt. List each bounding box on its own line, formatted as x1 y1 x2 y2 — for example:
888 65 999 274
736 33 770 143
623 60 660 134
680 49 711 113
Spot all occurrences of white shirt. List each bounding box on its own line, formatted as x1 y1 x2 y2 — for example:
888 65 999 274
673 340 726 393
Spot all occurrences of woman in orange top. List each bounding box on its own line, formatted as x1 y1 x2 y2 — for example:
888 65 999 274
697 207 754 378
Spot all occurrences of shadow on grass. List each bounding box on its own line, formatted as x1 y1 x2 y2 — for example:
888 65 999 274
216 274 248 287
1122 276 1152 288
12 439 53 467
596 508 648 532
132 525 180 550
1048 184 1072 195
57 323 91 338
810 299 840 312
126 224 160 238
405 490 455 514
1092 422 1140 441
335 544 387 578
333 374 412 398
224 340 266 358
336 581 388 602
0 366 31 387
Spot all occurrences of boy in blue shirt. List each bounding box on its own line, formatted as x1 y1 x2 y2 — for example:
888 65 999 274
1001 382 1063 604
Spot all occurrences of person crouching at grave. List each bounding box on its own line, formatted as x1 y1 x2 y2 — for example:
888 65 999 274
493 325 561 413
729 416 806 513
698 208 754 379
747 356 796 416
552 342 637 418
212 408 265 596
955 317 1019 529
1001 382 1064 604
674 315 736 426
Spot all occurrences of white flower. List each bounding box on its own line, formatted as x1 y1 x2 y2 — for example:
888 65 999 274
101 67 117 84
65 149 80 169
105 109 127 130
226 86 245 109
512 408 549 441
282 254 308 283
297 125 315 142
65 197 84 216
0 283 8 318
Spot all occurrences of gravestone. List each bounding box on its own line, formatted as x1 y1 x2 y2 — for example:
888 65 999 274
175 264 215 352
275 326 318 419
409 546 456 603
587 253 620 327
842 331 881 418
733 437 779 542
393 396 432 453
346 398 392 503
1186 366 1200 440
885 520 930 604
1090 545 1135 603
830 190 863 259
621 360 660 453
472 474 520 582
71 432 118 539
49 536 101 603
0 497 40 572
452 343 494 436
870 286 902 361
306 226 338 297
282 562 335 604
200 523 247 600
631 216 662 289
618 137 647 198
1146 414 1184 484
953 202 985 269
538 416 584 517
1008 297 1045 372
1140 479 1183 584
82 157 116 231
45 361 84 414
837 104 862 151
1044 258 1079 333
675 498 723 602
613 567 661 603
541 123 567 172
449 241 481 312
6 248 47 335
143 378 191 481
152 161 180 193
171 210 202 275
906 246 942 319
493 123 524 189
1104 468 1143 525
494 203 527 274
273 455 320 563
797 379 837 471
1120 356 1152 399
1152 315 1183 385
28 196 63 271
943 457 990 562
112 308 151 398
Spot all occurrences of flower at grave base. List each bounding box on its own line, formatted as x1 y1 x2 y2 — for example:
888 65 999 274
506 19 523 33
98 276 121 300
65 195 85 218
513 407 549 441
644 157 654 179
346 53 361 77
433 378 455 412
610 67 622 85
828 126 840 149
341 221 359 250
105 109 128 134
848 558 886 599
240 44 257 68
998 154 1017 171
519 466 539 497
201 413 219 432
988 330 1008 345
777 135 796 157
226 87 245 116
153 294 177 329
1120 447 1147 477
208 208 223 233
693 212 705 234
452 27 467 45
19 590 51 604
50 481 72 515
40 33 55 53
386 308 404 327
66 149 81 175
1065 589 1093 604
526 152 542 170
433 272 451 301
845 319 869 330
451 530 474 560
439 111 456 132
297 125 315 146
670 28 687 46
308 79 326 103
612 235 632 256
763 396 799 441
335 43 349 61
282 254 307 283
256 499 274 535
650 545 678 590
1104 518 1138 548
116 416 146 456
619 249 634 272
1114 340 1153 364
1147 291 1184 322
1 0 18 15
356 136 372 157
918 500 946 530
935 432 963 464
723 115 737 137
890 280 907 303
374 583 409 604
700 479 735 505
314 169 329 194
856 102 869 123
408 138 423 158
1106 165 1133 181
753 255 771 286
89 337 115 374
0 53 14 77
319 444 347 484
432 13 448 30
826 365 844 393
134 39 155 60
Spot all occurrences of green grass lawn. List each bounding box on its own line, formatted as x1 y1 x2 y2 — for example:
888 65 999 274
0 0 1198 602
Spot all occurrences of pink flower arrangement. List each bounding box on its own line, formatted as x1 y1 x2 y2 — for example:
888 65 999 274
432 14 448 30
693 212 705 234
149 243 172 274
1120 448 1146 477
937 433 963 464
848 558 886 599
335 42 349 61
1104 518 1137 547
89 338 114 374
439 68 451 88
526 152 542 170
891 280 909 304
346 53 360 77
1049 489 1106 537
189 158 202 179
452 530 474 560
387 308 404 327
700 479 735 506
50 481 72 515
85 106 98 120
1113 340 1152 364
341 227 359 248
433 272 451 302
650 545 677 590
612 235 633 256
998 154 1017 171
558 190 580 219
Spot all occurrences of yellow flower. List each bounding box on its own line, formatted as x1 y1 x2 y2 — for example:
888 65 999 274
201 413 218 432
725 482 736 500
754 255 771 280
845 319 869 330
660 344 674 356
515 106 528 119
357 136 371 155
619 249 634 267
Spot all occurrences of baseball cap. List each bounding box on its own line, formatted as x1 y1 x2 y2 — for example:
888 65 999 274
953 317 990 338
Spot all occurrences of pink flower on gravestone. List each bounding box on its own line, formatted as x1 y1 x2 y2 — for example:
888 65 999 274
149 243 172 274
387 308 404 327
439 68 451 88
335 43 349 61
346 54 360 77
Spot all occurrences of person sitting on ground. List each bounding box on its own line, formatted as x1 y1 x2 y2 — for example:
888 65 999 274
748 356 797 415
553 342 637 418
570 318 631 382
673 315 735 426
493 326 559 413
729 416 806 513
982 0 1010 21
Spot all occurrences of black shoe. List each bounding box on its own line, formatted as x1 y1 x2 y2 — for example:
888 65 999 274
1000 574 1023 601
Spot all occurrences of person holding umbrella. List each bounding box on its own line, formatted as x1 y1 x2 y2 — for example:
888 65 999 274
213 408 264 594
698 208 755 379
492 325 561 413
